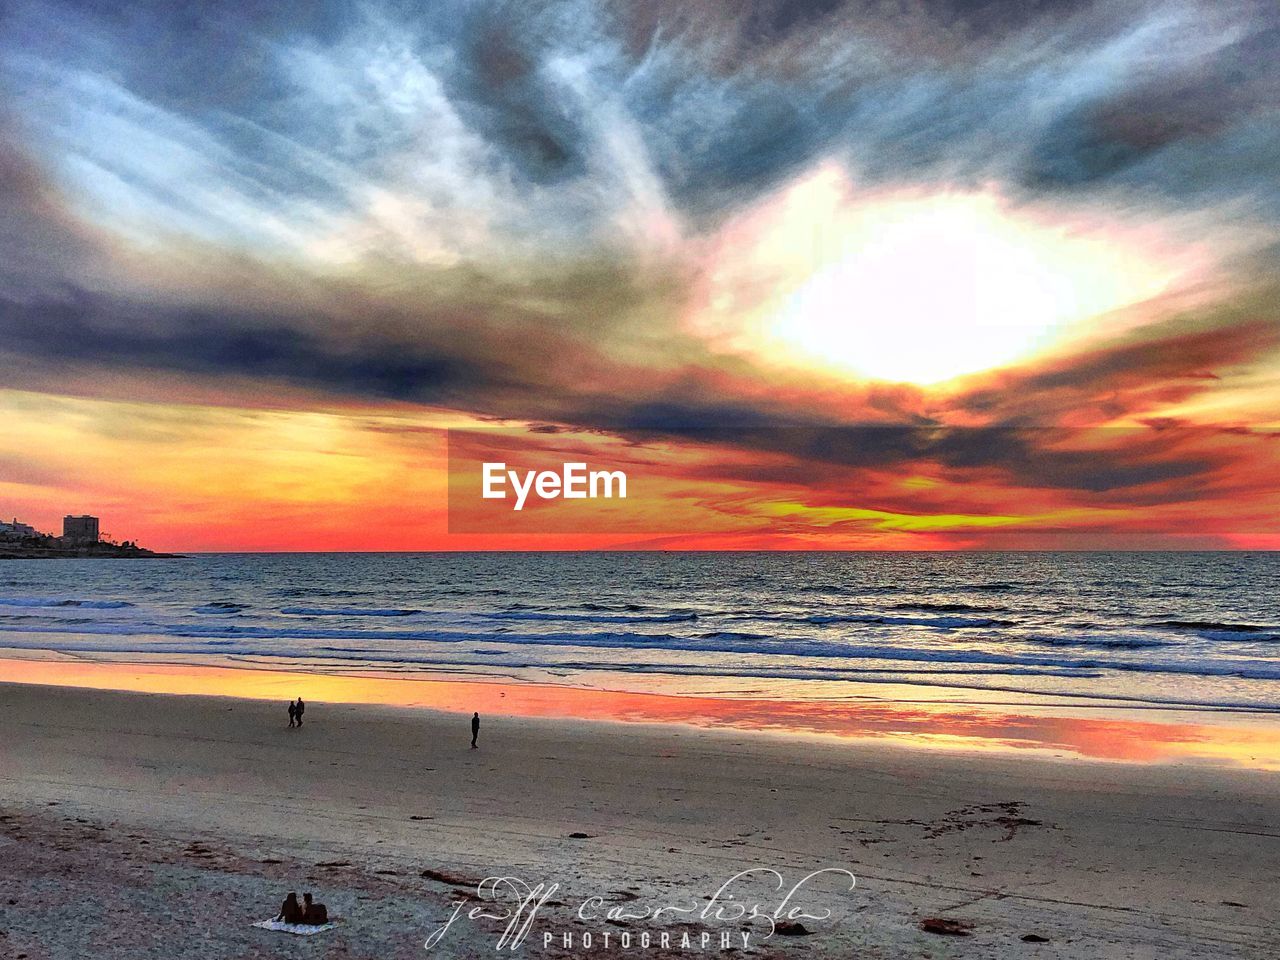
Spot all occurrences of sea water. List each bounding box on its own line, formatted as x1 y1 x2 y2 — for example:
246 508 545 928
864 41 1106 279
0 552 1277 713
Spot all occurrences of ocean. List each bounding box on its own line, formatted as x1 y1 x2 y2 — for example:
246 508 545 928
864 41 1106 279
0 552 1278 714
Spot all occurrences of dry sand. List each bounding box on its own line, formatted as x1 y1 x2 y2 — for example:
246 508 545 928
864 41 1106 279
0 680 1276 959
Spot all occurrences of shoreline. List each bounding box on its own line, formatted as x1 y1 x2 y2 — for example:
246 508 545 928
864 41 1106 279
0 543 181 559
2 654 1278 769
1 680 1276 958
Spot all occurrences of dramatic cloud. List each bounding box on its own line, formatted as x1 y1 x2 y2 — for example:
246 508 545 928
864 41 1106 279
0 0 1277 547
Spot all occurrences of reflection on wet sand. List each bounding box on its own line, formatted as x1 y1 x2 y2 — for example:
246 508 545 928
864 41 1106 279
2 655 1277 769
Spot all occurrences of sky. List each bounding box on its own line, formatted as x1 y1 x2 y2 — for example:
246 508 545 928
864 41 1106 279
0 0 1278 550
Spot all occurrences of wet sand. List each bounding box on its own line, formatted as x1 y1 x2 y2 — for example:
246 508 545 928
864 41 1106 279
3 654 1278 767
0 679 1277 958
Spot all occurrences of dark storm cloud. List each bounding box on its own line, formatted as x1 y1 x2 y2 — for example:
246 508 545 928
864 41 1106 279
5 0 1279 236
0 138 101 289
0 293 467 402
588 0 1280 213
664 431 1227 509
592 419 1219 497
1024 19 1280 197
952 313 1280 422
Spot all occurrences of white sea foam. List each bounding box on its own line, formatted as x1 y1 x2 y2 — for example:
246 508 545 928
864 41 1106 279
1 619 1279 681
0 597 134 609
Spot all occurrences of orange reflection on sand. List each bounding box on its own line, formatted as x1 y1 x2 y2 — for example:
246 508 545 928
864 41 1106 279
2 657 1277 769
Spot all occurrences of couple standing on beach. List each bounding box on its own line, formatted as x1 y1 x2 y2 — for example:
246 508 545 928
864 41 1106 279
285 700 477 747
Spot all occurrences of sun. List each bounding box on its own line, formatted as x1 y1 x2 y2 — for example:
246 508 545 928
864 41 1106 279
690 168 1193 385
769 192 1159 383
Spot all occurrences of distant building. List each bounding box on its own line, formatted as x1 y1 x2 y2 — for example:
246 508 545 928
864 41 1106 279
63 515 100 543
0 517 39 540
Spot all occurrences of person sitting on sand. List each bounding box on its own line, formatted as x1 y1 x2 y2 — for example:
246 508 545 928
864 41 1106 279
287 700 297 728
301 892 328 925
276 892 304 924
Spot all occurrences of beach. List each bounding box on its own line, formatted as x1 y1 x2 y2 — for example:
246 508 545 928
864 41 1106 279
5 0 1280 953
1 676 1277 959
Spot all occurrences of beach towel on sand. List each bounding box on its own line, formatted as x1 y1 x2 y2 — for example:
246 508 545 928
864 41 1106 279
253 918 340 936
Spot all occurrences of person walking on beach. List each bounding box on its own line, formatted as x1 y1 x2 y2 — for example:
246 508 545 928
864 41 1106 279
287 700 298 728
471 711 480 749
296 697 305 726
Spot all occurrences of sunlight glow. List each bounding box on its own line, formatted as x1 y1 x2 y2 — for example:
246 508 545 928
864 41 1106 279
772 193 1167 383
692 167 1198 384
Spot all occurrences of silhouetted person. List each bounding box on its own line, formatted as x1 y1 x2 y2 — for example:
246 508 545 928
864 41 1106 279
276 892 304 924
471 711 480 748
287 700 297 728
296 697 305 726
301 892 328 925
